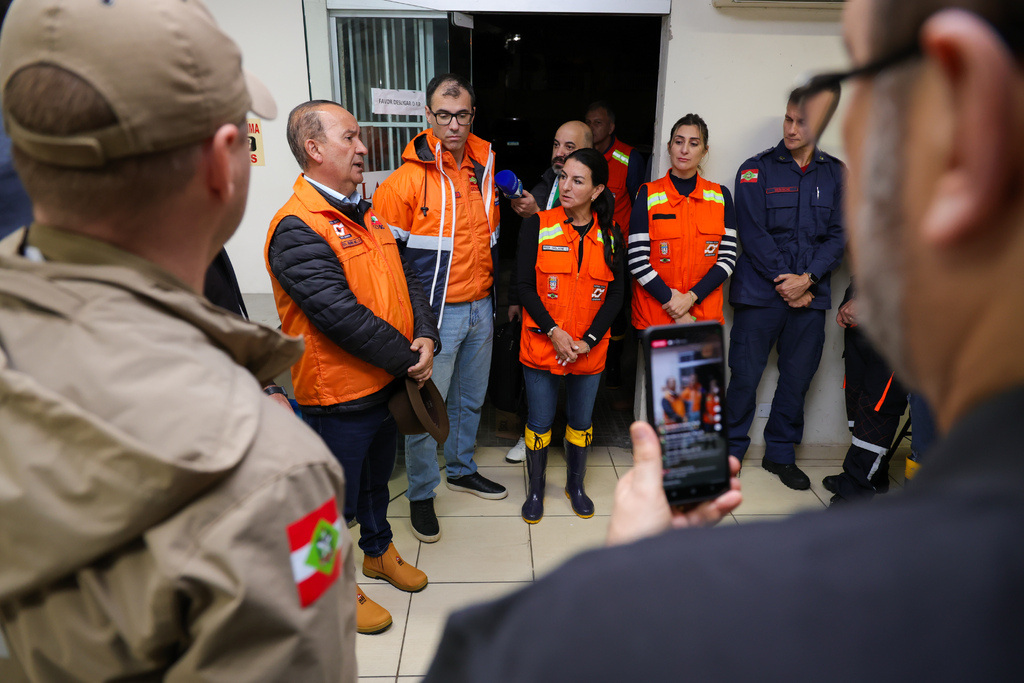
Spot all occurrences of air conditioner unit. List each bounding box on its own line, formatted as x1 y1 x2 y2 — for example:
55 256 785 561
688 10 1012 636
713 0 844 9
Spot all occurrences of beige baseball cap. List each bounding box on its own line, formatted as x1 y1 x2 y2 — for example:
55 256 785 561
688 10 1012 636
0 0 276 168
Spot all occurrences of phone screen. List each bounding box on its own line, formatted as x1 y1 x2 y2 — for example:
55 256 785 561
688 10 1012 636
643 322 729 505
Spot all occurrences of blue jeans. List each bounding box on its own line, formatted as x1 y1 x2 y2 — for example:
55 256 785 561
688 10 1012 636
405 296 493 501
725 305 827 464
523 366 603 435
302 404 395 558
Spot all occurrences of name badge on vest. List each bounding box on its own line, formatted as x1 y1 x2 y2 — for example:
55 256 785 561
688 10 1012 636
659 242 671 263
547 276 559 299
592 284 606 301
542 245 570 252
704 241 719 257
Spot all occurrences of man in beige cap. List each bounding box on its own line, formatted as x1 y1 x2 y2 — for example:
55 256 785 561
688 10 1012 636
0 1 355 681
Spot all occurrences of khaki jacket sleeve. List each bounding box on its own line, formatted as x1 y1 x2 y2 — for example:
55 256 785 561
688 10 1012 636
166 458 357 683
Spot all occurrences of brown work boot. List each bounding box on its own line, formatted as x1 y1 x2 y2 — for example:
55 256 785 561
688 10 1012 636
362 543 428 592
356 587 392 634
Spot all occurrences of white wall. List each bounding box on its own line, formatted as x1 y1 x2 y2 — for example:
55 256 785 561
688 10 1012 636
654 2 853 448
205 0 315 295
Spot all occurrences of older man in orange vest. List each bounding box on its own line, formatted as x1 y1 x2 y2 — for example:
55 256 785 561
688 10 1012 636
266 101 440 635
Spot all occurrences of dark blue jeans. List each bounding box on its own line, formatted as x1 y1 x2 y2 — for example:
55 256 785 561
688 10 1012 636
523 366 603 435
301 403 395 558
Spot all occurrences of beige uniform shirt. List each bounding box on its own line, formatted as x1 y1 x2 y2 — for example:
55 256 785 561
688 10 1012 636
0 226 356 682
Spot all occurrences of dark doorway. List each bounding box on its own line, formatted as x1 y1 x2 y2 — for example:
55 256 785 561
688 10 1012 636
469 13 663 258
465 13 663 448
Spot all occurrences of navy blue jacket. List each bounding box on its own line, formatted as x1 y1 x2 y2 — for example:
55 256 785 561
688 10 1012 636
729 140 845 309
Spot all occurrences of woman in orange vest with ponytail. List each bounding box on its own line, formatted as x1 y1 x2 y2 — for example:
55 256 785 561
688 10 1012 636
516 148 625 524
628 114 738 328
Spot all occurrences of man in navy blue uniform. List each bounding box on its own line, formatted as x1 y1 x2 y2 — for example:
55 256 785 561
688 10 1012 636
725 99 845 490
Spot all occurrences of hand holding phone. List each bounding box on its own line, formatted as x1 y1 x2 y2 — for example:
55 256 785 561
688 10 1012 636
607 422 742 547
642 322 731 506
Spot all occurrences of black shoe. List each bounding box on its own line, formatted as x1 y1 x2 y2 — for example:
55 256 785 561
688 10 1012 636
762 457 810 490
409 498 440 543
822 475 840 495
870 474 891 494
828 493 848 509
446 472 508 500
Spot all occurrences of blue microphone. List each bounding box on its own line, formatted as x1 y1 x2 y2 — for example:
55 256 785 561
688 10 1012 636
495 170 525 199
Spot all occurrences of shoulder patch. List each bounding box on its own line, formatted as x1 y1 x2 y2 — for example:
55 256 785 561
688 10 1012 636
739 169 759 184
287 497 343 608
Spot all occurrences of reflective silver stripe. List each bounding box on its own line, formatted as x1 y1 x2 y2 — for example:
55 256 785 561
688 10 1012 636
490 228 500 248
408 233 453 251
724 228 738 238
852 435 888 457
389 223 411 241
628 232 650 244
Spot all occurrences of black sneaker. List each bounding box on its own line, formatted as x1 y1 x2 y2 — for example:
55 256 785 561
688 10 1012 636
822 475 840 494
762 457 810 490
409 498 441 543
445 472 508 500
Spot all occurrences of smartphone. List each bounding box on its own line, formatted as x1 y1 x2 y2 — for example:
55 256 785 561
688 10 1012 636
641 322 730 506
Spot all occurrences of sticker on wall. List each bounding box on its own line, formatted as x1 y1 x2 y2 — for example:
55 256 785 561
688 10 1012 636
248 118 265 166
371 88 426 117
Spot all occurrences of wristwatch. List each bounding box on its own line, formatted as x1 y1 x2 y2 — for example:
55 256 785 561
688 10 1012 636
263 385 288 397
547 325 558 338
805 271 820 285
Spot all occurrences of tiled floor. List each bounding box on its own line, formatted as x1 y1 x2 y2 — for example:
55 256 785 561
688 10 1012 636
350 441 909 682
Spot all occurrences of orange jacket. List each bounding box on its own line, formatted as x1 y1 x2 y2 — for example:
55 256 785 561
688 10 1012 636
604 137 635 237
632 173 727 328
520 207 615 376
372 129 499 322
266 176 415 406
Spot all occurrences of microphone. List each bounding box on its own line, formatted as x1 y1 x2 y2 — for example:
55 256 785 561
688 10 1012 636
495 170 525 199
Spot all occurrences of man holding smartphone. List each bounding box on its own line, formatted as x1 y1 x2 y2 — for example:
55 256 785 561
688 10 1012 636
422 0 1024 678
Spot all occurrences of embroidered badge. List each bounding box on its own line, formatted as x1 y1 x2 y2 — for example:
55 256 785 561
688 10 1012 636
660 242 671 263
332 223 348 238
548 276 559 292
287 497 342 608
369 212 385 230
740 169 759 183
542 245 570 252
592 284 607 301
340 235 363 248
704 241 720 257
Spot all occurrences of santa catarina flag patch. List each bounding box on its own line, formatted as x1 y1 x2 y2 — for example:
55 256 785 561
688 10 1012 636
287 497 343 608
740 169 759 183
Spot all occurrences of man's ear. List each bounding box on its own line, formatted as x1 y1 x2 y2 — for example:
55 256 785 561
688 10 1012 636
207 122 242 201
304 138 323 166
918 9 1018 246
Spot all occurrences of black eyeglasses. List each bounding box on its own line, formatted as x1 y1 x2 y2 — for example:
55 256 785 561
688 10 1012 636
790 41 922 141
429 109 474 126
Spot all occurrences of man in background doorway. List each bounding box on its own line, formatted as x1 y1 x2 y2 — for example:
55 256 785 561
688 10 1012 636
585 100 644 389
503 120 593 464
374 73 508 546
724 98 845 491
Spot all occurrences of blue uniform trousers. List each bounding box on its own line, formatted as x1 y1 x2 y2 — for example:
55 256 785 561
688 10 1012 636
301 403 396 558
726 305 826 464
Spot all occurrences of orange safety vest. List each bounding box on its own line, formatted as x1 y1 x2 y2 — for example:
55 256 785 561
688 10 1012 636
603 137 635 238
704 391 722 426
632 172 727 328
265 175 415 406
520 207 615 376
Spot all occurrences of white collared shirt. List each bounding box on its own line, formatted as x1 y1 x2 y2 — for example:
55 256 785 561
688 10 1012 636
303 175 362 205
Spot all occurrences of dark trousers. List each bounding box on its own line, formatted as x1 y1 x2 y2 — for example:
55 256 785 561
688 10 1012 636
301 403 396 558
725 305 826 464
835 326 908 500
